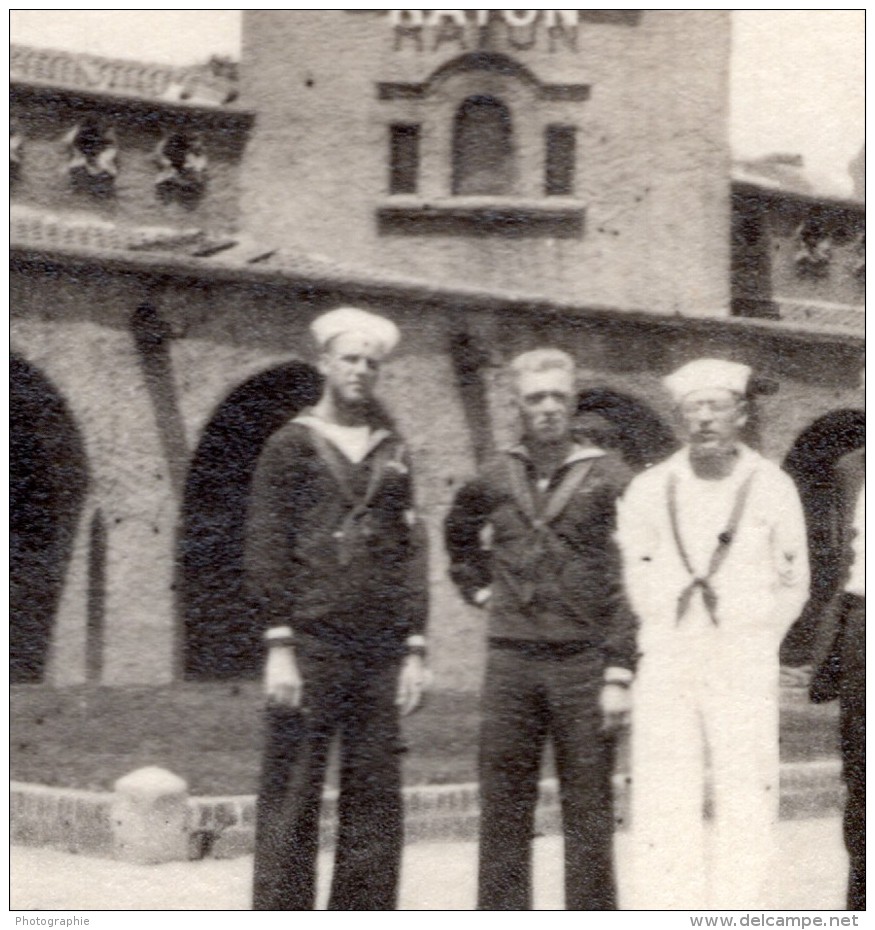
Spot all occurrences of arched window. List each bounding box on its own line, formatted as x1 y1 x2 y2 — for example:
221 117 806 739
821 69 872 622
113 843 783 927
452 95 514 196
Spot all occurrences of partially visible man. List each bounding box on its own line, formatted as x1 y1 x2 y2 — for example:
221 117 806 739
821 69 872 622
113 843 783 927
809 445 865 910
617 358 809 909
445 348 636 910
244 306 429 910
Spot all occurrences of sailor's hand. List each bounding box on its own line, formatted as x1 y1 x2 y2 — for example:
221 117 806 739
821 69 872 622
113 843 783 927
397 654 430 716
264 645 302 708
599 683 631 733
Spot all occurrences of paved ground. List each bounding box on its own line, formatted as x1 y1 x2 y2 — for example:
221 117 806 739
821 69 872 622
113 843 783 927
12 816 847 911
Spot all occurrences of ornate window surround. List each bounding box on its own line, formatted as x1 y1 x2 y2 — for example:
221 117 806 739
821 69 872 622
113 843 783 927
377 52 587 237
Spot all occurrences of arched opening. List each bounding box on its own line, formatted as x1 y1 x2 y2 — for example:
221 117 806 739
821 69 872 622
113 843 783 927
452 95 515 196
10 356 88 682
781 409 865 665
576 389 678 470
179 362 323 680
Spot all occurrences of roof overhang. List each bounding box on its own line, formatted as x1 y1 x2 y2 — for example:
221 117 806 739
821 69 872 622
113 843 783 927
10 231 862 352
731 178 865 214
10 81 255 133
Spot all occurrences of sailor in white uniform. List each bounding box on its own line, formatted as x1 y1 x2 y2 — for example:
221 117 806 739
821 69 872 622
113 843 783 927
617 359 809 909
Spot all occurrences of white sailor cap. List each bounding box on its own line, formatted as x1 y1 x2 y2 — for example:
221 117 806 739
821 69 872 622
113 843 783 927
664 358 752 403
310 307 400 359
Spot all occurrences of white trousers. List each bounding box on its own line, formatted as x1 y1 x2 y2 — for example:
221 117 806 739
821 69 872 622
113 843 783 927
627 614 781 909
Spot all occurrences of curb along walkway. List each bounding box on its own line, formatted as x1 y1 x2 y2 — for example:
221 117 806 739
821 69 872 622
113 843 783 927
11 759 844 862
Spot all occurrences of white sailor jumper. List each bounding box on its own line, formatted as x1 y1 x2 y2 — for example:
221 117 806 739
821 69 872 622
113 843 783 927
616 445 809 909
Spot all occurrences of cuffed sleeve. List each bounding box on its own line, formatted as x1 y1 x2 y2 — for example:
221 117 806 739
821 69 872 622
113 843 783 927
605 666 634 685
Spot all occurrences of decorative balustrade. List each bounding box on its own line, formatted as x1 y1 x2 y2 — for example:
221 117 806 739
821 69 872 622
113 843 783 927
10 204 204 253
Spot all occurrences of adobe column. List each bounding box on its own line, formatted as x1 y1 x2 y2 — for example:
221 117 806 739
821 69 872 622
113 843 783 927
94 313 183 686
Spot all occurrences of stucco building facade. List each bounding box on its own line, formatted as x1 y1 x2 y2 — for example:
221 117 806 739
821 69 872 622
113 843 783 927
10 12 863 691
241 10 730 315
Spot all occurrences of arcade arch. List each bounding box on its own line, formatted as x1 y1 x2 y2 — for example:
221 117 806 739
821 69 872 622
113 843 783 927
575 388 677 469
780 408 865 665
178 361 322 679
10 355 88 682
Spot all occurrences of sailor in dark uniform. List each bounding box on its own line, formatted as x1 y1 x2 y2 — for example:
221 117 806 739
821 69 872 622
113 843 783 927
810 446 865 911
245 306 429 910
445 348 636 910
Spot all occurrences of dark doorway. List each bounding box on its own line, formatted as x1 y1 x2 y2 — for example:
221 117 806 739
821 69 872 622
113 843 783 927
452 95 515 196
10 356 88 682
781 409 865 666
575 389 678 470
179 362 322 679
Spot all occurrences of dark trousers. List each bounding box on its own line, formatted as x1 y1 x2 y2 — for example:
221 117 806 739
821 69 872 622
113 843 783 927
478 643 617 910
252 647 404 910
839 595 865 911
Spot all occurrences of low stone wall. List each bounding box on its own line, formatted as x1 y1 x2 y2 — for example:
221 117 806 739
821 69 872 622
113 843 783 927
10 782 113 856
11 760 843 863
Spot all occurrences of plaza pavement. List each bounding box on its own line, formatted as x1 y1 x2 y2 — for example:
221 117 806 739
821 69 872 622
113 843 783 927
12 815 847 911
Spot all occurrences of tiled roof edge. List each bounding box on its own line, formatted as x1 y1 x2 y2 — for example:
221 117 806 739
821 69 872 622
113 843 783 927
10 43 238 108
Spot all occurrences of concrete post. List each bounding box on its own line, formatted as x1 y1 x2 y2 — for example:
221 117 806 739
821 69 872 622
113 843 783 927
112 767 189 863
